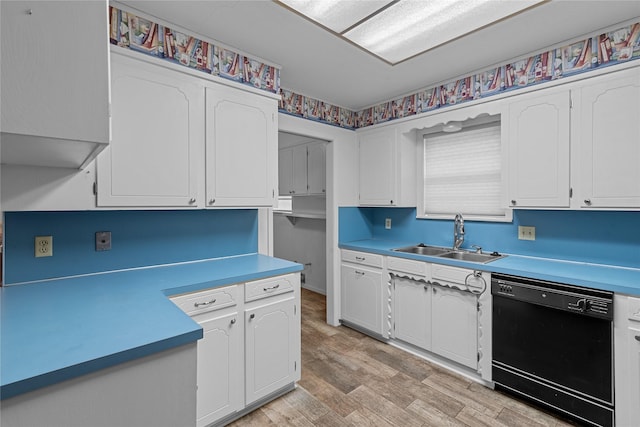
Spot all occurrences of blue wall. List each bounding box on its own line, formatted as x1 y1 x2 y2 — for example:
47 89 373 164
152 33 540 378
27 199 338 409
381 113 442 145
4 210 259 284
339 207 640 269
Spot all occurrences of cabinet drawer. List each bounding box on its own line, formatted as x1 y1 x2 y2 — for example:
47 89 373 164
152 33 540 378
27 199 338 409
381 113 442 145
245 274 295 302
172 285 238 316
341 250 383 268
432 264 485 290
387 256 429 277
628 296 640 323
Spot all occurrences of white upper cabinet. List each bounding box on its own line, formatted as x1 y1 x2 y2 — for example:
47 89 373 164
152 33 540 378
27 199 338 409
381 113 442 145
279 145 308 196
507 89 571 208
505 65 640 210
97 53 203 207
572 67 640 209
206 84 277 207
306 142 327 195
278 141 326 196
97 51 278 208
358 126 416 206
1 0 110 169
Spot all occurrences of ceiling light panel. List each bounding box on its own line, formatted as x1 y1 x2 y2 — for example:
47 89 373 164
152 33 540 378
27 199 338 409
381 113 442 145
279 0 395 33
345 0 545 64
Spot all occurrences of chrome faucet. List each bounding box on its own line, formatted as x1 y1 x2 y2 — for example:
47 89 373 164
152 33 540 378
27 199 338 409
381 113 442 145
453 213 464 250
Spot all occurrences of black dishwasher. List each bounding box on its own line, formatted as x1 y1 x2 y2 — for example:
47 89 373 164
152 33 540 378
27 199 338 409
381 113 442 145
492 274 614 427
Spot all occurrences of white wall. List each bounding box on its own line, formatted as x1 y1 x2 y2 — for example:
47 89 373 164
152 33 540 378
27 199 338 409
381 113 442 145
278 113 358 326
273 214 326 294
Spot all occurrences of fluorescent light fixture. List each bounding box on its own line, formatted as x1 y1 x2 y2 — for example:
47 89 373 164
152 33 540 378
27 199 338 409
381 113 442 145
277 0 546 65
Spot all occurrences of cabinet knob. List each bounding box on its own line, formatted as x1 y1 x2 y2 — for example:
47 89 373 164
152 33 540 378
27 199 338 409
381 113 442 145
511 200 517 206
635 335 640 342
188 198 196 204
249 314 255 320
230 318 236 325
209 199 215 205
584 199 592 206
390 200 393 204
423 285 429 291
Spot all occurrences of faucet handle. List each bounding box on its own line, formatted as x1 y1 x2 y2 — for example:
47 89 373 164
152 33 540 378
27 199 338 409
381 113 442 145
471 245 482 253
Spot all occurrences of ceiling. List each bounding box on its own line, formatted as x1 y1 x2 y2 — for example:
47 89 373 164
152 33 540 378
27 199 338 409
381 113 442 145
120 0 640 111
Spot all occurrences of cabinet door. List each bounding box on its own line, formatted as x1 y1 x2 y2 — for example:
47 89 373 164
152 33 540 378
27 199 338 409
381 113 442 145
359 128 397 206
393 277 431 350
196 312 242 427
431 286 477 369
206 85 277 207
508 90 570 208
624 326 640 423
97 54 203 207
291 145 308 195
575 68 640 208
245 297 297 405
1 1 110 168
278 148 294 196
307 142 326 195
341 264 383 334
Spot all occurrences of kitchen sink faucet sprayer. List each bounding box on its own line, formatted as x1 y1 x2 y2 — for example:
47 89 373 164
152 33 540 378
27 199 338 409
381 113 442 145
453 213 464 250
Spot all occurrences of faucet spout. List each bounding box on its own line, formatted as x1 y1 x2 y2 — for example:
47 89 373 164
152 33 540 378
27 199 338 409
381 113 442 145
453 213 465 250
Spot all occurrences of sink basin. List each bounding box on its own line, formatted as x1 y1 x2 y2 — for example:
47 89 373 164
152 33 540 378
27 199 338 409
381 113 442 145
437 251 504 264
392 245 452 256
392 244 505 264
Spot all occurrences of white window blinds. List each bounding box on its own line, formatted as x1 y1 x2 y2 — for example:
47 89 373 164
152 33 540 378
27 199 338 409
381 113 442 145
422 122 504 218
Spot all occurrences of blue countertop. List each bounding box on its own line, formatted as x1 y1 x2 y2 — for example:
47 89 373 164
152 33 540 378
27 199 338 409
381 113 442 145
0 254 302 400
340 239 640 295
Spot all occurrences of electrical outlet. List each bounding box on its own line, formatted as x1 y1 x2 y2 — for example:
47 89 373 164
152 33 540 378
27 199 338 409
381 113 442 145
385 218 392 229
35 236 53 257
96 231 112 251
518 226 536 241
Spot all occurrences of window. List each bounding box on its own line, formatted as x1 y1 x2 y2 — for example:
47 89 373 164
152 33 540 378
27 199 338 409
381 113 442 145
418 120 510 221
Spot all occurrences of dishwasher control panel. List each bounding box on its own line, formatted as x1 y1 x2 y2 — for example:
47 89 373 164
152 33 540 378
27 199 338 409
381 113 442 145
491 274 613 321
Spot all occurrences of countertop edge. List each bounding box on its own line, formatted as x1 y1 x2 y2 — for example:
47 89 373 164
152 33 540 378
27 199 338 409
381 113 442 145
0 329 202 401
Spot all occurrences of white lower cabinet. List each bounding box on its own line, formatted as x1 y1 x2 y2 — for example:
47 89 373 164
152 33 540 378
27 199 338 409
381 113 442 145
614 294 640 426
196 311 242 426
245 296 297 405
431 285 478 369
393 276 431 350
341 263 384 335
171 273 300 426
343 251 483 374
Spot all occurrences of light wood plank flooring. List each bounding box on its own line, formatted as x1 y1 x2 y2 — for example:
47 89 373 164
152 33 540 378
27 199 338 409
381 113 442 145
230 289 578 426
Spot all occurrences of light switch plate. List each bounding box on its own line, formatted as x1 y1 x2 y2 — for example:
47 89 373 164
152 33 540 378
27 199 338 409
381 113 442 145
385 218 392 229
518 226 536 240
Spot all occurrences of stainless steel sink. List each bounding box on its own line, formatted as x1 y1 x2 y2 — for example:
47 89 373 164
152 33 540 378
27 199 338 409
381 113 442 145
392 244 505 264
392 244 452 256
437 251 504 264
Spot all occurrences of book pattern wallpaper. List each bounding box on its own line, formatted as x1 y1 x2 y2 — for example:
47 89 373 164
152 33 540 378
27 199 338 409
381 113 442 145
110 7 639 131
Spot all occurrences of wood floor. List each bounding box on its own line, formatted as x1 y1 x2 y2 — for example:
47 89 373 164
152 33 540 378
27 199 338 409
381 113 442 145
230 289 578 427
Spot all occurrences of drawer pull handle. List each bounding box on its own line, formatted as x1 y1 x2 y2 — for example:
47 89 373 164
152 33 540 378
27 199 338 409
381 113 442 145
230 318 236 325
263 284 280 292
355 270 365 276
635 335 640 342
194 299 216 308
250 314 255 320
355 256 366 261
